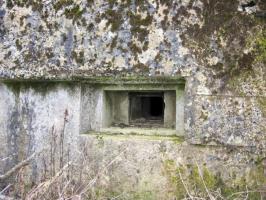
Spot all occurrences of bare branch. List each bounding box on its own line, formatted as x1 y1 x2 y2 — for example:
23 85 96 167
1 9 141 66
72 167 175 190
0 184 12 195
177 165 194 199
0 151 41 181
195 161 215 200
79 149 127 196
25 162 72 200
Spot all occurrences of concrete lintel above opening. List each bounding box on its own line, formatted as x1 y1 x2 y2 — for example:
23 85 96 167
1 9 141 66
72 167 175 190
75 76 186 85
0 76 185 85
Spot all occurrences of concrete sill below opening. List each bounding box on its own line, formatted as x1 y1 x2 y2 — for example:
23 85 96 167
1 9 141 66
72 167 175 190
91 127 178 136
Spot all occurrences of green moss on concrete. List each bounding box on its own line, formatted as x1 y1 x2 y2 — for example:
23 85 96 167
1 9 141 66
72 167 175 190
248 161 266 186
45 48 55 59
30 1 44 12
0 76 185 85
227 68 254 95
53 0 74 11
110 36 118 50
86 132 185 143
202 166 219 190
222 27 265 93
6 0 14 9
245 29 266 63
163 160 187 199
64 5 84 20
6 0 43 11
254 31 266 63
129 12 153 42
129 12 153 27
129 42 142 55
132 63 149 74
87 0 94 5
163 160 264 199
72 50 85 64
131 191 155 200
200 111 208 121
71 75 185 85
257 98 266 117
16 39 22 51
103 9 123 32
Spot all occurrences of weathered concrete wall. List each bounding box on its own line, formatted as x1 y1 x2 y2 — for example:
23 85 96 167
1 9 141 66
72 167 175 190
0 0 265 146
0 82 81 182
0 82 265 198
77 135 266 199
187 95 266 146
0 0 265 197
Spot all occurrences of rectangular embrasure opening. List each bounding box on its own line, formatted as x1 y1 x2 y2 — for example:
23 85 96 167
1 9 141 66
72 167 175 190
79 78 185 136
103 90 176 129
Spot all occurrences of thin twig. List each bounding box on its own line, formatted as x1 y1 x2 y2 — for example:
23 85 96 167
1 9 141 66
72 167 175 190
79 149 127 196
195 161 215 200
0 184 12 194
111 192 125 199
177 165 194 199
227 190 263 198
0 157 10 163
0 151 42 181
25 162 72 200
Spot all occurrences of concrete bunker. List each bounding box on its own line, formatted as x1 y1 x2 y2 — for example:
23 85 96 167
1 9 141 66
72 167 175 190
80 77 185 136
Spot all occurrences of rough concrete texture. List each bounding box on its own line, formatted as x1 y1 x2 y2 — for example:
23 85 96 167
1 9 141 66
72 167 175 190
0 82 265 198
0 83 81 178
0 0 266 197
77 135 266 199
0 0 265 146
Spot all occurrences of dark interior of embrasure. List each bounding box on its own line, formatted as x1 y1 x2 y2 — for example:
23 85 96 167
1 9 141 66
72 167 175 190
129 92 165 127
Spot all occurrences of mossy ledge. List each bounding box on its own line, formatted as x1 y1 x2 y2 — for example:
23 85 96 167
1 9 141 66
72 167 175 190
0 76 185 85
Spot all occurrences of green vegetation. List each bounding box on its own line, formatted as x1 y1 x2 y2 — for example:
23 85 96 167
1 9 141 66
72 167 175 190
6 0 14 9
87 0 94 5
53 0 74 11
87 132 185 143
64 5 84 20
6 0 43 11
103 9 123 32
131 191 155 200
257 97 266 117
163 159 265 199
129 12 153 42
227 29 266 93
72 50 85 64
45 48 55 59
129 42 142 58
132 63 149 73
110 36 118 50
15 39 22 50
53 0 84 22
0 75 185 85
107 0 117 7
254 31 266 63
102 0 153 36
